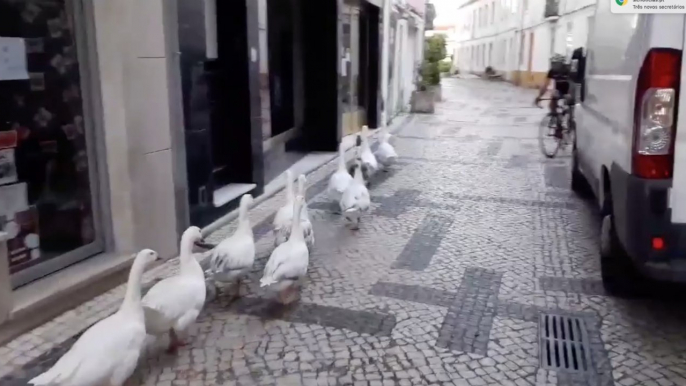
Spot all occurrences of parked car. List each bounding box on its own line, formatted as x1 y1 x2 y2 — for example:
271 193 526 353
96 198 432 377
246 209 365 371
572 1 686 295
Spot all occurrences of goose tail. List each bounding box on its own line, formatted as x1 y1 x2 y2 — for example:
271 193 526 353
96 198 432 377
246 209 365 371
29 362 74 386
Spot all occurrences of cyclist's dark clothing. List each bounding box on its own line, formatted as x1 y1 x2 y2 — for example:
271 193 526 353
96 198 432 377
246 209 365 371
547 67 570 96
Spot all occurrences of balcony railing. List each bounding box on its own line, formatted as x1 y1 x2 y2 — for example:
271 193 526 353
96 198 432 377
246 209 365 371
544 0 559 18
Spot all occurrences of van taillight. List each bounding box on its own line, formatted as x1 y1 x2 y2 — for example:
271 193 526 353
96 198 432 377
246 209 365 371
632 49 681 179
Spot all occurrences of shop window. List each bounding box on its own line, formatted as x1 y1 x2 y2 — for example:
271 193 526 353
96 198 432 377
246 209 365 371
0 0 101 286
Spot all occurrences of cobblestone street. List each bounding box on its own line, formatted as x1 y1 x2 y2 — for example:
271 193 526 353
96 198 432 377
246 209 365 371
3 78 686 386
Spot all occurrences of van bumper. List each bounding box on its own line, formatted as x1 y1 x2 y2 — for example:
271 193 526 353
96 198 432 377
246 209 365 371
610 163 686 282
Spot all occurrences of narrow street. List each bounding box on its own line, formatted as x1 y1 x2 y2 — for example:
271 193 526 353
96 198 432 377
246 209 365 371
3 78 686 386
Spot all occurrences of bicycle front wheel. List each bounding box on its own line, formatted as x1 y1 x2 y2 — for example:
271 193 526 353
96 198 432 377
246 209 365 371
539 114 562 159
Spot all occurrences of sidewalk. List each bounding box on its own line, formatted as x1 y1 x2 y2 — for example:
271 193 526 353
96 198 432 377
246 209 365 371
0 113 415 383
5 78 683 386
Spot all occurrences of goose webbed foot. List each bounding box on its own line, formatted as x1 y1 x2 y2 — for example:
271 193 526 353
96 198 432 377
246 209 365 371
228 280 242 303
279 286 300 305
167 329 188 354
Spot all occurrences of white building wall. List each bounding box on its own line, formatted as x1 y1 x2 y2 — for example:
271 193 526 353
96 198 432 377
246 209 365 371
382 0 424 123
452 0 523 77
404 25 419 107
452 0 596 87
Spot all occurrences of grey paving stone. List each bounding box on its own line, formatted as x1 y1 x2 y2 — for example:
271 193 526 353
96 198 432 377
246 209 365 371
505 155 531 169
232 297 396 337
539 276 606 297
392 214 454 271
436 268 503 355
373 189 422 218
478 141 503 158
545 164 569 189
5 78 686 386
369 282 454 307
444 192 579 210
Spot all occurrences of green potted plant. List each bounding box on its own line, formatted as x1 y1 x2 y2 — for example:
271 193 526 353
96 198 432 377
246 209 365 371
411 34 447 113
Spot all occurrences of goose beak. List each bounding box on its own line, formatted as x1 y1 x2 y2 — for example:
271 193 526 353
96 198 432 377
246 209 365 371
194 239 215 250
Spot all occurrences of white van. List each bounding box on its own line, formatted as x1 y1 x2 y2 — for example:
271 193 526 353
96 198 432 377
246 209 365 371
573 2 686 295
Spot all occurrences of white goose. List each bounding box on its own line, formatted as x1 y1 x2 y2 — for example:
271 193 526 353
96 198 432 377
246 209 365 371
359 125 378 174
142 227 206 354
296 174 316 249
260 195 310 304
374 130 398 171
340 160 371 230
205 194 255 301
29 249 159 386
273 169 296 247
328 143 353 205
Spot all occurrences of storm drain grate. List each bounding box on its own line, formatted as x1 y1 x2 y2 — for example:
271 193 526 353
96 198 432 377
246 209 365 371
539 314 592 373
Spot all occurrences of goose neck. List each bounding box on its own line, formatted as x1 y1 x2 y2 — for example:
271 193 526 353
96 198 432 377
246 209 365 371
290 201 304 241
353 166 364 183
179 238 202 275
338 146 346 171
236 209 253 237
120 257 146 313
286 172 294 202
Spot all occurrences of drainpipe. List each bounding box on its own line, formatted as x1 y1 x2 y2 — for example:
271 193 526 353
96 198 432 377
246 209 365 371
380 0 391 126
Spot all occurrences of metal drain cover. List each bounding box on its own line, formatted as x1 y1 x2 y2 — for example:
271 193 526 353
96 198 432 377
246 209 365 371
539 314 592 372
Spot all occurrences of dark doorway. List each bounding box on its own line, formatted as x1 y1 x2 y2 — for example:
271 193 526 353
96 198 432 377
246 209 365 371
179 0 263 227
360 3 380 129
211 0 254 186
300 0 340 151
267 0 295 138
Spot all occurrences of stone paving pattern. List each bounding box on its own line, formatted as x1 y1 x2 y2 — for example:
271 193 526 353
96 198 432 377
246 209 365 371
2 79 686 385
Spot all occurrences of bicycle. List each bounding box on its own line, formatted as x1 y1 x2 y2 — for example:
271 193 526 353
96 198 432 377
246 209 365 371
536 95 576 158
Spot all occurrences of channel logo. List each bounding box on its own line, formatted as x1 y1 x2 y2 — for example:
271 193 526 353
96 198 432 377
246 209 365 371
615 0 627 5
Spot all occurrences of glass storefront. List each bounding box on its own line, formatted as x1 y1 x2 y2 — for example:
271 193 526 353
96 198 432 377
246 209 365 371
341 1 366 135
0 0 102 288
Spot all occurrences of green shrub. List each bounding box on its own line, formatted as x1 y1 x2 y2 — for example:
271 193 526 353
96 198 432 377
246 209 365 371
424 34 447 63
438 61 452 73
420 61 440 88
418 34 447 88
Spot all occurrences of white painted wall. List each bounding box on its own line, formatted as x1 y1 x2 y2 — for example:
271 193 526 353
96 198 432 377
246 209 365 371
93 0 182 259
452 0 596 79
404 25 418 107
452 0 523 74
382 0 425 123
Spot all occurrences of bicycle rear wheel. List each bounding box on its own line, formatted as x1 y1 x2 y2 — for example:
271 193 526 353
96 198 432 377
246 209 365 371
539 114 562 158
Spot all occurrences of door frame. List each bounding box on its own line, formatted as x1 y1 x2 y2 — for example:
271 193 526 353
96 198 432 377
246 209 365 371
10 0 109 288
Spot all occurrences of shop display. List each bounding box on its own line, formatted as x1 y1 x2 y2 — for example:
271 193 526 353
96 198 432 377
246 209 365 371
2 207 40 271
0 148 17 184
0 0 98 281
0 181 28 218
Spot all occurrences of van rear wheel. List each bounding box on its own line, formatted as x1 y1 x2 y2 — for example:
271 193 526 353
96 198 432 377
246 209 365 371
600 214 641 298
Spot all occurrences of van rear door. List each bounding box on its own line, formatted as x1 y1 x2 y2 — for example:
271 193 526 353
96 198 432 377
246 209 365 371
671 21 686 223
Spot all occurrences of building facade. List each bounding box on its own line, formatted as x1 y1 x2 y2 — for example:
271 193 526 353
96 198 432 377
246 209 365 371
451 0 595 88
381 0 425 125
0 0 186 338
0 0 409 341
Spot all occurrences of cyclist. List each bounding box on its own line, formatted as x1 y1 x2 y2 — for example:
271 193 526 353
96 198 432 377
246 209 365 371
534 54 572 138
